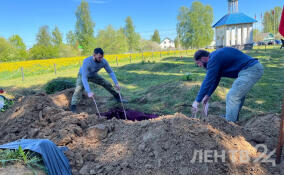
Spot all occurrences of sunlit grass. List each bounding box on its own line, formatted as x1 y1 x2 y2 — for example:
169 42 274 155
1 47 283 121
128 70 184 76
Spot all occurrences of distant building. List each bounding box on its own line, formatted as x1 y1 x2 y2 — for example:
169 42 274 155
160 38 175 49
213 0 257 50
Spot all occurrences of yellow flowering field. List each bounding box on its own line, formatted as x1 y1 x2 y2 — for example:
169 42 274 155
0 50 196 74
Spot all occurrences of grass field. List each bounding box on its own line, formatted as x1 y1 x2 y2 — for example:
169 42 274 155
0 50 195 88
1 46 283 121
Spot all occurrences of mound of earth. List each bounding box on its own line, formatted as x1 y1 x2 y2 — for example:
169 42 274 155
0 165 45 175
0 90 283 175
243 114 282 151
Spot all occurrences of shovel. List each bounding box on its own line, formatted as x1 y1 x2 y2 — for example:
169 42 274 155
191 106 198 118
202 102 209 117
192 102 209 118
91 96 101 118
118 89 127 120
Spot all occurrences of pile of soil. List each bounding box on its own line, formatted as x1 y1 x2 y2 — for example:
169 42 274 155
0 165 45 175
0 89 283 175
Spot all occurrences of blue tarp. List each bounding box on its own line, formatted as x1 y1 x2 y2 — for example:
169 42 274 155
0 139 72 175
213 12 257 28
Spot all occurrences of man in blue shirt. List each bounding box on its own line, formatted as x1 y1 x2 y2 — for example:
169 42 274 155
70 48 126 113
192 47 264 122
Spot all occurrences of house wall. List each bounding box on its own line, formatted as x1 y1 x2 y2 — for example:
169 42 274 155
232 26 237 45
226 27 230 46
215 23 254 49
248 25 253 43
237 26 242 45
160 39 175 49
242 25 248 45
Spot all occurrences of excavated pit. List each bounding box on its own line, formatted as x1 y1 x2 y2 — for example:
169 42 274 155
102 107 159 121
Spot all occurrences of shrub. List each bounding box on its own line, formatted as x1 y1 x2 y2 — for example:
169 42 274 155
184 72 193 81
0 146 46 173
45 77 76 94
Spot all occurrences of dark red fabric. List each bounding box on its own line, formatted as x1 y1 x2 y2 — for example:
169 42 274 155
279 6 284 37
102 108 159 121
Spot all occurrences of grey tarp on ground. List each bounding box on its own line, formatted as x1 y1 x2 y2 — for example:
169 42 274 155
0 139 72 175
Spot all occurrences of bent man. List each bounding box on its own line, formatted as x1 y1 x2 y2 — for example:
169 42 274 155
192 47 264 122
70 48 126 113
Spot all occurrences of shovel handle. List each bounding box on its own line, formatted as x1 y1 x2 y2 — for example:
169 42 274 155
92 96 101 118
202 102 209 117
118 90 127 120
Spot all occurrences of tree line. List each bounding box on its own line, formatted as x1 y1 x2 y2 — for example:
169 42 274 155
0 0 215 62
254 6 283 42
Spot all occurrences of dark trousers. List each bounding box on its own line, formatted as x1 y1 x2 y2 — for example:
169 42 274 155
71 74 119 105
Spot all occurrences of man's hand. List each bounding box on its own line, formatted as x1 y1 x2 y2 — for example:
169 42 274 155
192 101 199 108
191 101 199 114
115 84 120 91
88 92 94 98
202 95 210 105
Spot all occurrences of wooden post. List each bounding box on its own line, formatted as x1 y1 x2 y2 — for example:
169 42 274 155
54 63 57 75
116 56 118 66
276 96 284 164
160 51 162 58
21 67 24 81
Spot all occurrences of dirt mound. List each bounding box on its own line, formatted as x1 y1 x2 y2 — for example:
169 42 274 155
65 114 275 175
48 88 116 114
244 114 282 151
0 90 283 174
0 165 45 175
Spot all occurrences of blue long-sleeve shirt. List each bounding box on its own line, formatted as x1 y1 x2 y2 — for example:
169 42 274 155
79 56 118 93
195 47 258 102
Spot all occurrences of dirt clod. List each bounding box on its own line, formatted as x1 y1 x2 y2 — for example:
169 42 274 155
86 124 109 140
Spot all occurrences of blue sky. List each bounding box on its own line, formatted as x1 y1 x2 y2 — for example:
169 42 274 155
0 0 283 48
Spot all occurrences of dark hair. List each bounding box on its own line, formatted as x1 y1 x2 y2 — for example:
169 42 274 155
94 48 104 55
194 50 210 60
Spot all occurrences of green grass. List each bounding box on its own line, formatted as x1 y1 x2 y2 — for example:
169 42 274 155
0 146 46 174
1 48 284 121
0 97 14 112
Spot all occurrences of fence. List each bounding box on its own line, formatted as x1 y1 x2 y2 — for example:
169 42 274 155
0 49 199 82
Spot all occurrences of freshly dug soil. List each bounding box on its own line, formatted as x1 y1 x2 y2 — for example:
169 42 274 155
0 89 283 175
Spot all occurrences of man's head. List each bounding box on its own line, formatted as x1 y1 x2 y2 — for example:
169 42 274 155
194 50 210 69
93 48 104 62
